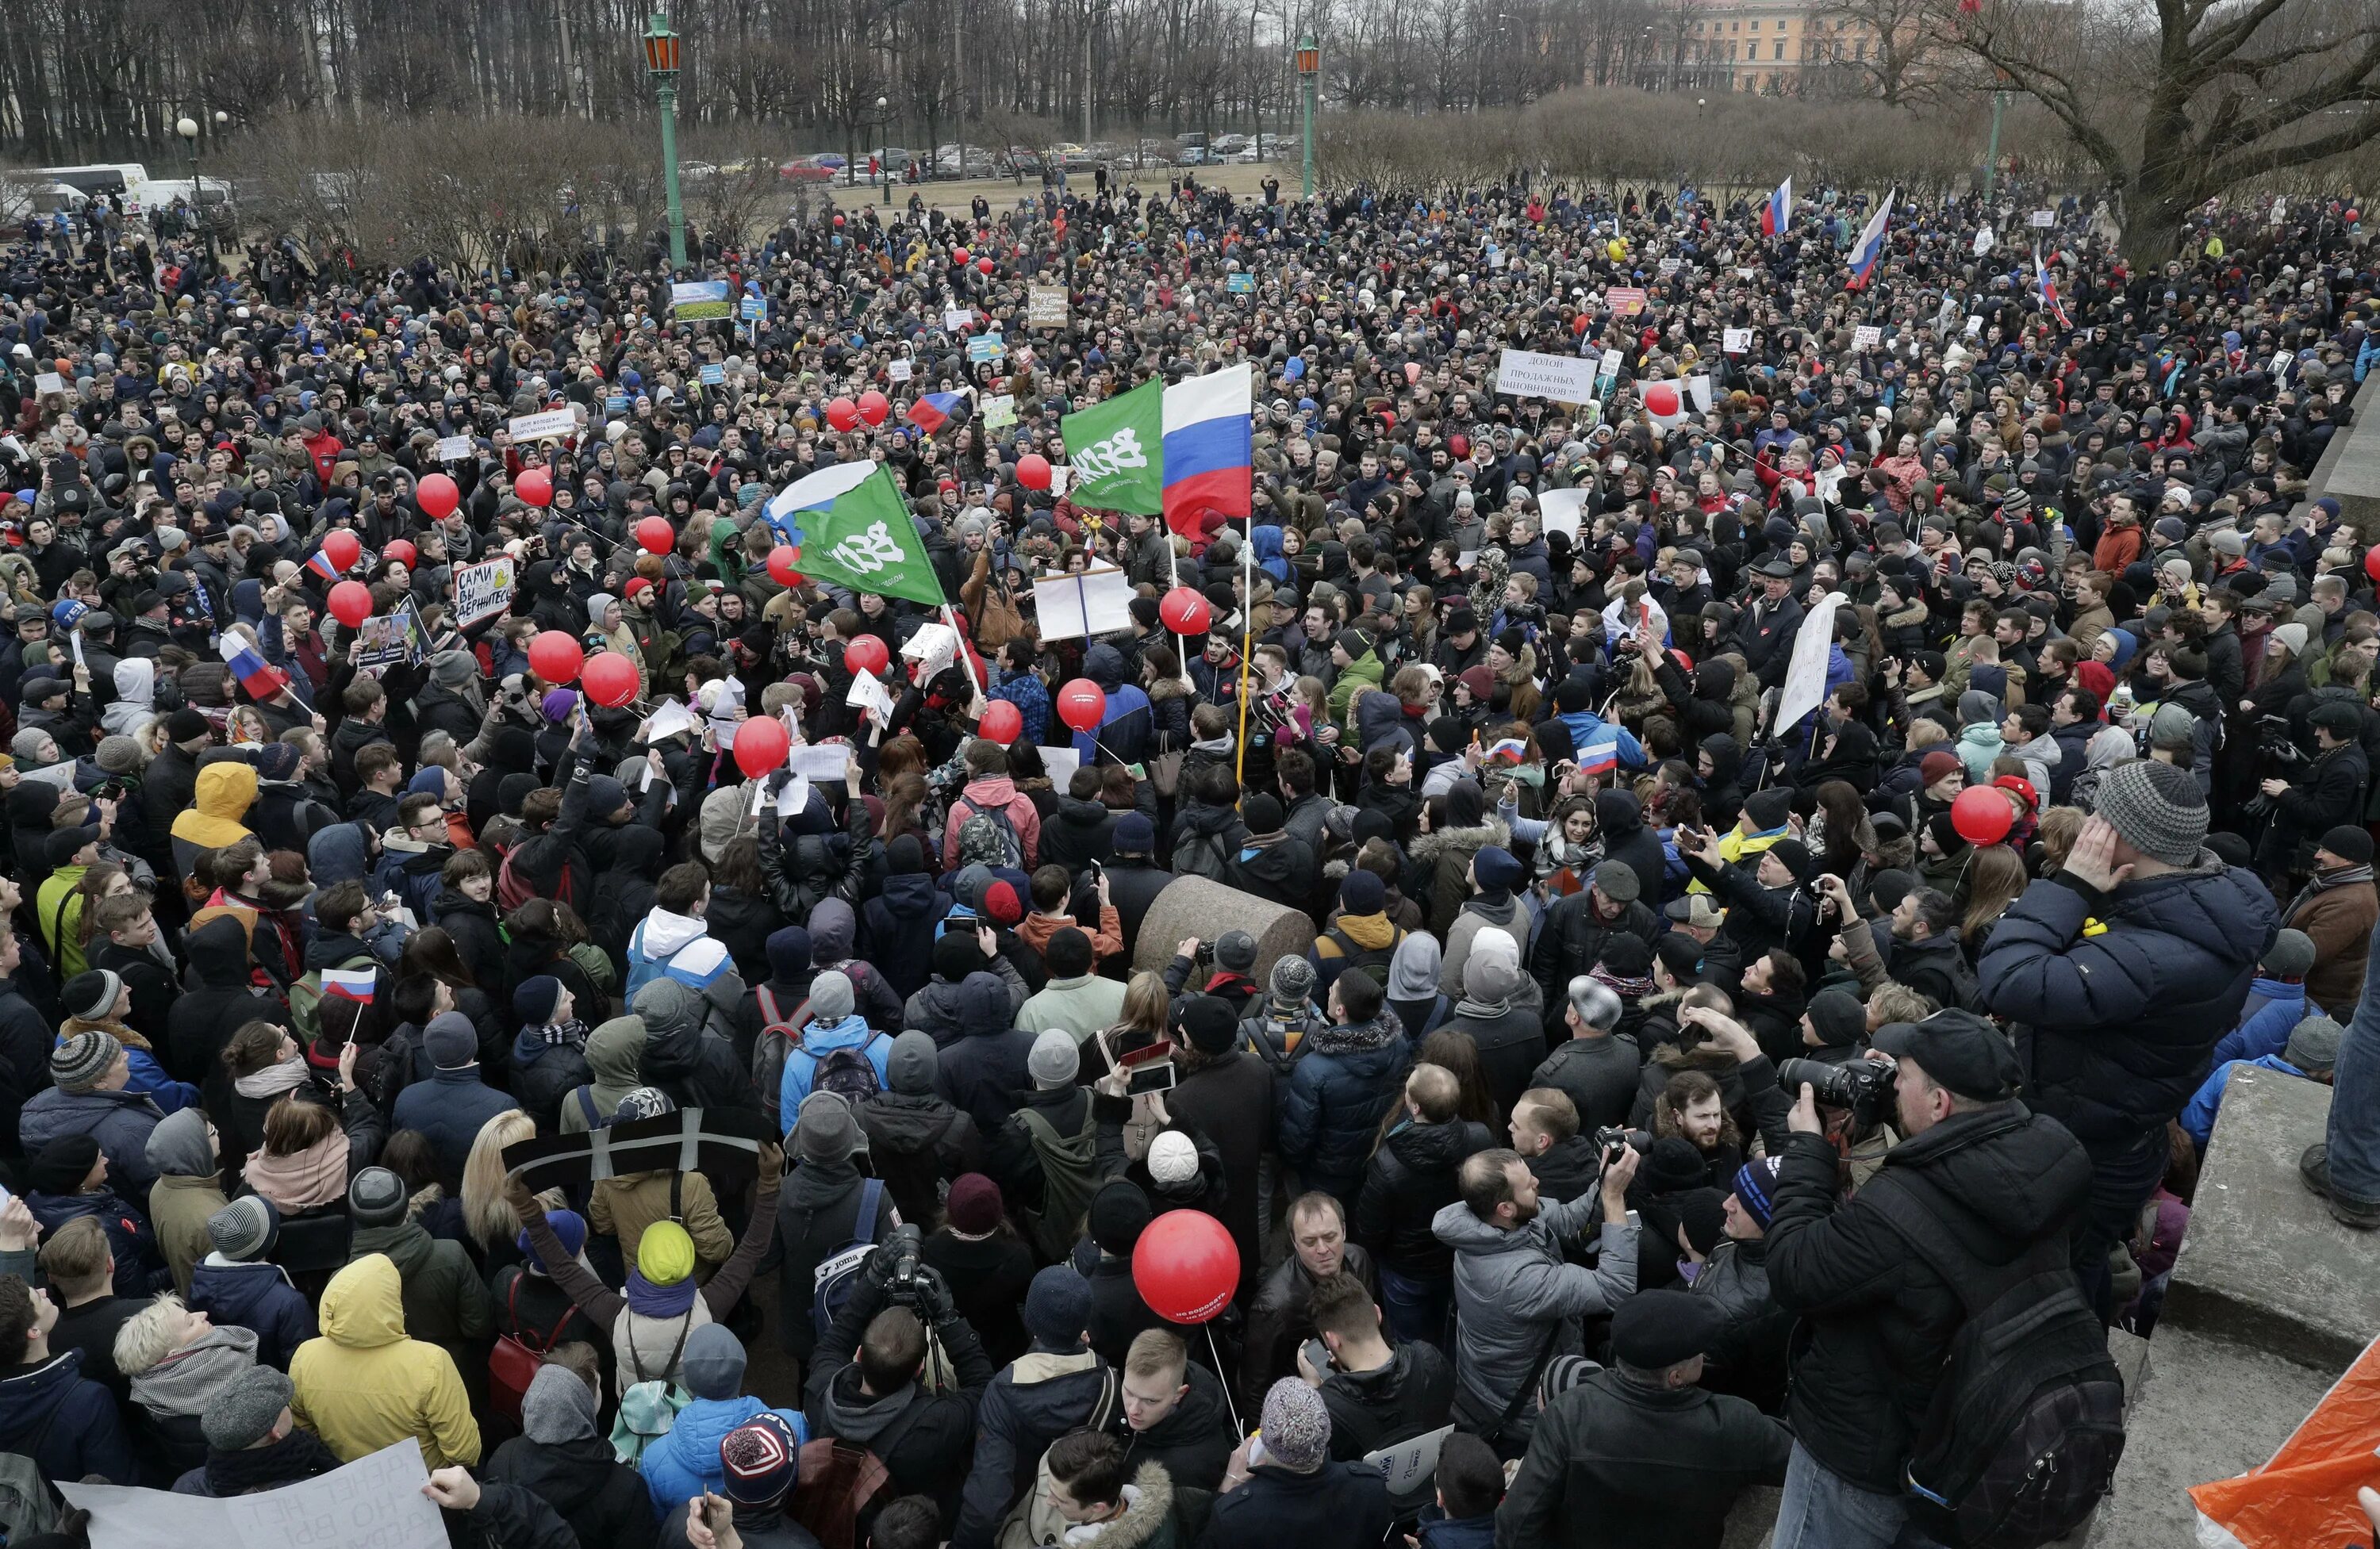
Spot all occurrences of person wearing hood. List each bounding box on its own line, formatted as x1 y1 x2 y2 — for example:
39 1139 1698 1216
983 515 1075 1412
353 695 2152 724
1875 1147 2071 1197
955 1264 1119 1549
1952 688 2006 786
776 1092 894 1367
145 1108 228 1295
115 1293 263 1481
1279 972 1412 1217
636 974 763 1120
485 1363 658 1549
391 1014 518 1184
908 927 1031 1050
937 971 1041 1135
945 737 1044 877
808 898 906 1031
187 1196 319 1367
1437 845 1534 1006
628 862 726 1000
1075 642 1156 769
637 1324 812 1516
1325 627 1386 731
778 969 895 1121
1311 870 1411 1000
863 835 951 1004
344 1165 493 1372
168 756 260 876
289 1250 481 1467
100 656 155 738
1439 943 1545 1125
859 1032 981 1228
1357 1064 1492 1349
1384 932 1452 1043
562 1014 649 1135
170 1363 344 1497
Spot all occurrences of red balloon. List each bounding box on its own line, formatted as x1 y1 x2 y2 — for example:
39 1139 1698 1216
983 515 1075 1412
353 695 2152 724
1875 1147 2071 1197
979 700 1023 742
635 516 675 556
2364 545 2380 585
1158 587 1211 635
1016 454 1052 491
581 651 640 708
733 715 790 780
976 257 994 274
1056 677 1107 734
382 539 417 568
1131 1210 1241 1325
516 467 553 507
1643 383 1682 417
1951 784 2015 845
857 391 891 427
416 473 460 519
766 546 804 586
826 397 861 431
321 530 361 573
953 247 971 266
832 213 846 227
843 635 890 677
1572 313 1591 335
327 580 373 630
527 631 584 684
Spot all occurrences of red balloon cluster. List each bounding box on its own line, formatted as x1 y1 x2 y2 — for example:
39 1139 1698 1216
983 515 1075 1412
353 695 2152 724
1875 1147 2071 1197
1131 1210 1240 1325
1951 784 2014 845
327 581 373 629
635 516 675 556
527 631 583 684
516 467 553 507
1015 454 1052 491
767 546 804 586
733 716 790 779
858 391 891 427
416 474 459 519
1056 678 1106 734
581 651 639 708
843 635 890 677
321 531 361 573
826 397 860 431
1157 587 1211 636
978 700 1023 743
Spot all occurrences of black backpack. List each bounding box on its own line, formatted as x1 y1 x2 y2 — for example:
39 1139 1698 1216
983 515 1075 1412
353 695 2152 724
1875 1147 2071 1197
1863 1174 2127 1549
1325 924 1405 991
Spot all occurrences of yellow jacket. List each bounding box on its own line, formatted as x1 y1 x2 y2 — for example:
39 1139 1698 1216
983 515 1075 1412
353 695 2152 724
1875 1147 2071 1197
290 1253 482 1468
171 761 257 852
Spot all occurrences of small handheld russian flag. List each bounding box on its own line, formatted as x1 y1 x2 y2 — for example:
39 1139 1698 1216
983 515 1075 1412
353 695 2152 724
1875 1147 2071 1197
323 966 376 1004
904 392 972 435
1844 190 1897 291
1578 742 1621 777
219 633 288 703
1761 176 1793 239
305 550 340 584
2033 243 2072 330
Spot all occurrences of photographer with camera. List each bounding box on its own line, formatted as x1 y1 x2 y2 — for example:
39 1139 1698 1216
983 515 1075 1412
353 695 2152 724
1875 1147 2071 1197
1765 1012 2094 1549
2253 701 2368 895
803 1221 998 1534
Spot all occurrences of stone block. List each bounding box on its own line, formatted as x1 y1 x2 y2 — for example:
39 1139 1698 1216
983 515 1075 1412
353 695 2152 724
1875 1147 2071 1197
1132 875 1315 987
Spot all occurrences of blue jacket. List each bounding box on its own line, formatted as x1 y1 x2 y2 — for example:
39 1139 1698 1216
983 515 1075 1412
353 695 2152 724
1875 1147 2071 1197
25 1187 169 1294
107 1043 199 1116
778 1014 893 1124
637 1394 808 1518
18 1086 164 1194
1277 1013 1411 1192
2182 1055 2309 1150
1556 709 1645 772
392 1063 520 1182
187 1258 320 1368
0 1350 137 1485
2211 978 2313 1067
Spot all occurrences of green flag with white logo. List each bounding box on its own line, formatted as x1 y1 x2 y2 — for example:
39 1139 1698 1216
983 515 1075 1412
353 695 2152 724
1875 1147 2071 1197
1061 377 1164 516
797 464 948 607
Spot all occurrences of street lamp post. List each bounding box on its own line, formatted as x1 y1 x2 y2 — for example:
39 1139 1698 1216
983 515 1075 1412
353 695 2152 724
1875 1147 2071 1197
1981 73 2010 202
1295 34 1319 201
174 114 216 273
877 94 895 205
643 10 688 271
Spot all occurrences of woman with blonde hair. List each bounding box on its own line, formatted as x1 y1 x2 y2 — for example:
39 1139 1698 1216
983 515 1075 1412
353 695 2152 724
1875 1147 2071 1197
1960 844 2031 963
461 1110 539 1265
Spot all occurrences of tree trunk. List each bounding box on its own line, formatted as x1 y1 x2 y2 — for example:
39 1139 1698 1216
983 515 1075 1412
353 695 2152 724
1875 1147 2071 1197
2121 182 2187 268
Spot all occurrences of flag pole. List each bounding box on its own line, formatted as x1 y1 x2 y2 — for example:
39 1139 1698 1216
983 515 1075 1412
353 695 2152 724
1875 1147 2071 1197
1234 522 1253 787
940 601 984 694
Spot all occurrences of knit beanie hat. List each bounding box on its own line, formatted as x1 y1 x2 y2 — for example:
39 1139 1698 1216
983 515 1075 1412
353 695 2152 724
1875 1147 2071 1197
2321 825 2376 865
1146 1131 1201 1189
638 1219 697 1285
2260 929 2317 981
1259 1378 1331 1472
1214 930 1260 974
423 1010 478 1069
1088 1179 1154 1255
513 976 565 1027
1177 995 1239 1056
1804 989 1866 1050
946 1172 1005 1235
1732 1154 1785 1229
61 969 121 1024
1919 750 1962 786
1340 869 1386 915
517 1209 587 1271
2094 760 2208 867
94 735 142 775
27 1137 99 1198
50 1029 121 1092
1023 1263 1092 1347
681 1323 749 1400
720 1413 802 1506
613 1087 677 1124
1269 955 1316 1010
1028 1028 1081 1088
794 1091 862 1163
201 1365 294 1451
808 969 856 1023
2286 1015 2345 1074
1472 845 1523 893
208 1195 280 1261
348 1167 409 1227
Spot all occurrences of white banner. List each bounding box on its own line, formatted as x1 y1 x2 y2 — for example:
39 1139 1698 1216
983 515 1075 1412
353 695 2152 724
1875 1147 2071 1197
1496 348 1599 403
1722 328 1752 355
508 408 578 442
451 554 516 627
1852 325 1882 351
61 1440 445 1549
2029 209 2056 228
432 434 472 462
1774 592 1848 737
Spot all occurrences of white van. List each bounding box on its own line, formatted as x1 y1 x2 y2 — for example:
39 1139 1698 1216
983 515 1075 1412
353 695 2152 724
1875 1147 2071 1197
36 163 153 204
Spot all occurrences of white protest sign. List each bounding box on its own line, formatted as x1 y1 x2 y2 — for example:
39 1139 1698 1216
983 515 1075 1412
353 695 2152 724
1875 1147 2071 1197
2271 350 2294 379
61 1439 445 1549
1736 266 1757 280
450 554 516 627
1041 743 1082 787
1365 1424 1456 1503
1852 325 1882 351
1048 465 1070 496
901 620 960 681
1973 226 1994 257
1965 314 1985 337
888 358 913 383
981 393 1017 430
33 372 66 397
1537 488 1591 545
789 742 852 783
708 674 747 748
1774 592 1848 736
1033 565 1134 642
1657 257 1681 278
943 306 974 332
1722 328 1752 355
433 434 472 462
1028 286 1069 327
1687 374 1713 412
774 772 813 819
509 407 578 442
1496 348 1599 404
2029 209 2056 229
846 670 894 727
1599 348 1624 378
646 698 696 746
2271 197 2288 227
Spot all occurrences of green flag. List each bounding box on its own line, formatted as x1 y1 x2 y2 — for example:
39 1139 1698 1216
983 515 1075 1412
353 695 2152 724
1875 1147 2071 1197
1061 377 1163 516
796 465 947 607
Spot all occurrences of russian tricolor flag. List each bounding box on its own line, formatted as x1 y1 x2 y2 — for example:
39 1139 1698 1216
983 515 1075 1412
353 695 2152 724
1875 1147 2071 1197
904 392 971 435
323 966 376 1003
1578 742 1620 777
1761 177 1793 238
1844 190 1897 291
219 633 288 702
305 550 341 583
763 458 873 550
1161 363 1252 539
2033 243 2071 329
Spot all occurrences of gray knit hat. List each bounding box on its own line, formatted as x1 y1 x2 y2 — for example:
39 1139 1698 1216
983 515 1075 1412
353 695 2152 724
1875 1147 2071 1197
2286 1015 2344 1074
2094 760 2207 867
50 1029 121 1093
201 1365 294 1451
808 969 856 1023
2147 704 2198 754
1259 1377 1331 1471
793 1091 861 1163
348 1166 409 1227
1269 954 1317 1009
1028 1028 1080 1088
2261 929 2317 980
207 1195 279 1262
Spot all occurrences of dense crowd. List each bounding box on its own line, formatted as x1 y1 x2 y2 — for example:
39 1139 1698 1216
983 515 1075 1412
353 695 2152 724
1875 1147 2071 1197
0 167 2373 1549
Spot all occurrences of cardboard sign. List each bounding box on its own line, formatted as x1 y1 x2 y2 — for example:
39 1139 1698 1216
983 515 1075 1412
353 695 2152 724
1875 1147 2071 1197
981 393 1017 430
1029 285 1069 325
503 1106 777 1194
1364 1424 1456 1502
1496 348 1599 403
62 1440 446 1549
2029 209 2056 228
1607 286 1647 316
508 407 577 442
1722 328 1752 355
451 555 516 628
432 434 472 462
1852 325 1882 351
1032 564 1134 642
1657 257 1681 277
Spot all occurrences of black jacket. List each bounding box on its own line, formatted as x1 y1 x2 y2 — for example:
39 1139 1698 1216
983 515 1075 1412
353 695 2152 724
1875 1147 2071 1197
1317 1340 1457 1485
956 1344 1116 1549
775 1160 896 1362
1239 1244 1380 1418
484 1433 659 1549
1198 1460 1392 1549
1528 1034 1643 1136
1357 1118 1492 1278
1530 892 1663 1025
1438 999 1545 1122
2261 739 2369 873
1113 1357 1238 1491
1495 1368 1791 1549
1691 1235 1792 1415
1165 1047 1276 1296
1764 1104 2091 1491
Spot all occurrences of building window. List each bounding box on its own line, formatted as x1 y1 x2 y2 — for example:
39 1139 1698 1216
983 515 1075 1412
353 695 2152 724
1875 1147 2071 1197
1749 17 1760 29
1774 40 1785 57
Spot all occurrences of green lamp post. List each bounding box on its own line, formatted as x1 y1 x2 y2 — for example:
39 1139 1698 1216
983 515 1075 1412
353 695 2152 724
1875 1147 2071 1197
643 10 688 270
1296 33 1319 201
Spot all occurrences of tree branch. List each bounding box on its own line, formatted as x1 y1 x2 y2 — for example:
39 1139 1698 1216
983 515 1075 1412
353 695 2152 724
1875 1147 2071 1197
2209 105 2380 186
2201 33 2380 163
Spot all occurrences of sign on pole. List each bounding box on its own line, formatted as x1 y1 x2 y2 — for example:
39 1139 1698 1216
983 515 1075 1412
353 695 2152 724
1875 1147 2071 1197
451 555 516 628
2029 209 2056 229
966 334 1007 364
1496 348 1599 404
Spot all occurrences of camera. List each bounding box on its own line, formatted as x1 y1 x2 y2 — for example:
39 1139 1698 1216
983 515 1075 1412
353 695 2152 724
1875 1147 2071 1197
1776 1056 1894 1129
881 1223 925 1301
1594 1125 1651 1156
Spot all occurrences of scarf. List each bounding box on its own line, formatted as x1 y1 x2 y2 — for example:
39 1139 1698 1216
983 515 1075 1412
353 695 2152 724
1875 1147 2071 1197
62 1015 156 1054
1591 964 1656 1001
204 1423 342 1497
131 1325 259 1417
530 1017 590 1050
2286 863 2376 926
243 1133 351 1212
624 1263 699 1318
233 1055 310 1101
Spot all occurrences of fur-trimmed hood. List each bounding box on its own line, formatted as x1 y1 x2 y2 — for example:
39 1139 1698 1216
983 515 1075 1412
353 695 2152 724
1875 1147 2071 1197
1408 817 1511 863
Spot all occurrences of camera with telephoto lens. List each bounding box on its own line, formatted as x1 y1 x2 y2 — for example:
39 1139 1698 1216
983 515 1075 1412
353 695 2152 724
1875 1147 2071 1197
1594 1125 1651 1158
2244 715 2306 819
1776 1056 1894 1129
878 1223 926 1302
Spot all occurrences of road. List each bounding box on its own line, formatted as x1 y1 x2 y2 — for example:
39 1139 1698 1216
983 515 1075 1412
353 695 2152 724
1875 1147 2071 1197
805 159 1285 217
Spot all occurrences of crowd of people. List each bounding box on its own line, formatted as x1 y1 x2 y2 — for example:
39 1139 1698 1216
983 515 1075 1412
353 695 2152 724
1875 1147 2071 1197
0 163 2372 1549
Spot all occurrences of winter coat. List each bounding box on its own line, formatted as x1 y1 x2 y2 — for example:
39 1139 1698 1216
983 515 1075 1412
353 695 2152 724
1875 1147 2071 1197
1316 1339 1457 1486
484 1433 659 1549
1689 1235 1792 1414
637 978 762 1119
1408 821 1511 935
288 1252 482 1467
2282 866 2380 1014
1978 860 2278 1144
1278 1014 1411 1200
779 1013 894 1119
1357 1118 1492 1277
804 1267 998 1528
1432 1191 1638 1444
1200 1460 1392 1549
188 1256 321 1368
1164 1049 1275 1297
945 775 1043 874
1592 792 1672 912
936 973 1041 1134
1112 1358 1237 1491
1440 997 1547 1124
638 1394 812 1519
862 871 950 1003
1438 895 1536 1003
774 1161 896 1365
347 1218 495 1360
1239 1244 1380 1417
1529 1034 1644 1136
19 1086 164 1195
148 1165 228 1297
1764 1105 2091 1491
390 1064 517 1185
0 1350 138 1485
511 1028 596 1135
955 1347 1116 1549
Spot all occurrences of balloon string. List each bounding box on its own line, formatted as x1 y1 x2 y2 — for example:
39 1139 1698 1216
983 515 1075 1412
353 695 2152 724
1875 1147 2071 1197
1205 1325 1242 1436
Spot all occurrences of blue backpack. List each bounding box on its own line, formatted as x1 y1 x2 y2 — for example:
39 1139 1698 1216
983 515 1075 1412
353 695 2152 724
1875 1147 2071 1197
810 1177 886 1344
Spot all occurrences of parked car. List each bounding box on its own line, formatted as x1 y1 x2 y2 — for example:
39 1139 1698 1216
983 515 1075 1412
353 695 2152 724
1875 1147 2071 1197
1211 134 1250 157
779 158 837 183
